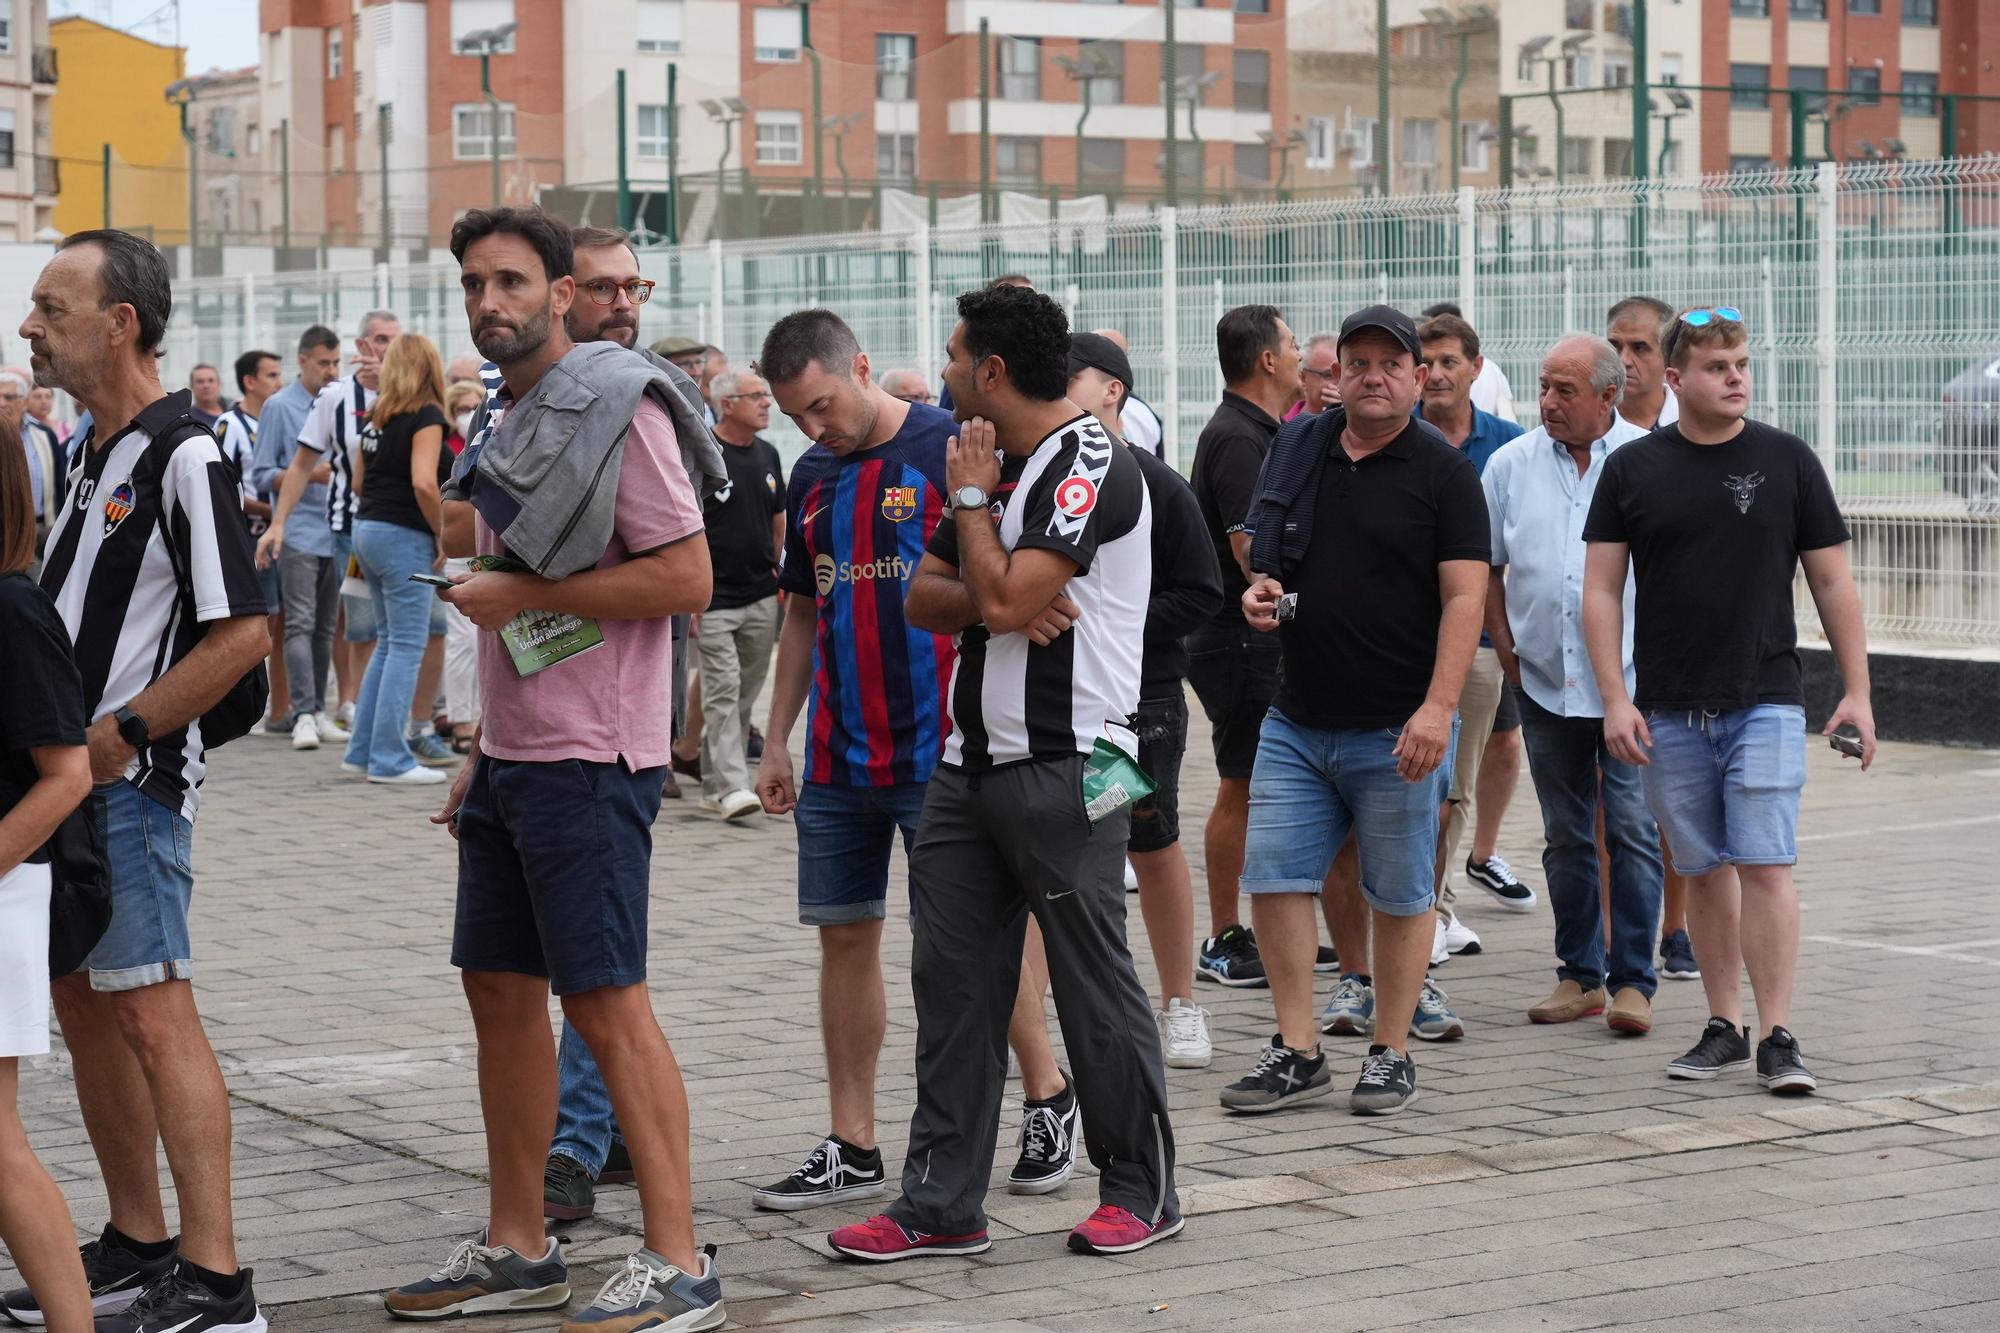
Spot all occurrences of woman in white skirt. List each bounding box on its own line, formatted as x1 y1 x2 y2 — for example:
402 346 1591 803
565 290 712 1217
0 428 94 1330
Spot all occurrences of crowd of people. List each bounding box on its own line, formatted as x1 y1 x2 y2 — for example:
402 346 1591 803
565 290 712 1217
0 214 1878 1333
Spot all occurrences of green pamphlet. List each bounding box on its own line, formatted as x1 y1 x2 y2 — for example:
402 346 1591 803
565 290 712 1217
1082 737 1155 824
466 554 605 677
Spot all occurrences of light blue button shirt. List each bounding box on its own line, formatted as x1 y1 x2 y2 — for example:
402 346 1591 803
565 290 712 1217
1483 415 1647 719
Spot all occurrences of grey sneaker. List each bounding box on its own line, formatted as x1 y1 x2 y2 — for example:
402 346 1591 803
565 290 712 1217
1350 1045 1419 1115
1219 1035 1332 1113
384 1234 570 1321
1409 976 1465 1041
408 731 460 767
560 1246 724 1332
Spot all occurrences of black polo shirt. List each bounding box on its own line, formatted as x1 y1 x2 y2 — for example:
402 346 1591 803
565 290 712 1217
1189 391 1282 631
1274 418 1491 730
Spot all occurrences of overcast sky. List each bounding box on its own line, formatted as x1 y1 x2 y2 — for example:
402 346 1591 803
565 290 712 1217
52 0 260 75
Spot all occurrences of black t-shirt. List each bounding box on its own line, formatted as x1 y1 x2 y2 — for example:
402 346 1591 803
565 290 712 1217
0 573 88 864
357 402 451 536
1189 393 1281 630
1129 443 1223 697
1582 419 1849 711
705 435 786 610
1275 419 1492 730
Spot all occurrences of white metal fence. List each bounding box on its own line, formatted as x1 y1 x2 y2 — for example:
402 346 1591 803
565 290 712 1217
161 158 2000 651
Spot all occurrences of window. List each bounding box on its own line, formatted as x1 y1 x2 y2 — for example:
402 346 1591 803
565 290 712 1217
1460 120 1489 172
1401 118 1437 168
876 132 915 181
1352 118 1377 168
1304 116 1334 169
1161 44 1202 101
453 102 515 159
451 0 516 52
1233 50 1269 112
637 0 684 54
1789 0 1826 17
1848 68 1880 106
1731 64 1769 109
1234 0 1270 12
1565 0 1593 27
1849 0 1881 12
1079 40 1123 103
1234 142 1270 184
1729 0 1768 14
0 11 10 54
877 33 915 101
1901 71 1939 116
1081 137 1123 181
1789 65 1828 115
247 120 260 154
1517 51 1536 83
1603 56 1631 88
329 123 347 172
998 36 1040 101
996 135 1041 184
752 7 801 62
327 25 342 78
755 109 803 163
1169 140 1202 183
1659 54 1683 84
1561 137 1593 176
0 109 13 169
1730 154 1771 173
1563 53 1592 89
1603 137 1633 177
637 104 671 159
206 106 234 155
1901 0 1936 22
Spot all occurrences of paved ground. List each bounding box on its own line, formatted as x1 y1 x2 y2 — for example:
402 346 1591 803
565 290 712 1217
8 697 2000 1331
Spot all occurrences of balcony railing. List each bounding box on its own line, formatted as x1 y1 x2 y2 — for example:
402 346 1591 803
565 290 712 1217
32 45 58 86
36 155 59 197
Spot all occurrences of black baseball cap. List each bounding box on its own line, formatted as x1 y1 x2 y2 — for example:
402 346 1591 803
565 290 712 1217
1066 332 1135 398
1338 304 1421 359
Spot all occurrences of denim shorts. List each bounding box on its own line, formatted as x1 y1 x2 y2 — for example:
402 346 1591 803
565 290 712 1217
451 756 665 995
1641 704 1806 876
1240 708 1458 917
87 780 196 992
1129 694 1188 855
794 780 926 925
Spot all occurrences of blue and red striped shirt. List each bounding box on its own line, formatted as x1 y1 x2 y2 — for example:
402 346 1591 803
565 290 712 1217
779 402 957 787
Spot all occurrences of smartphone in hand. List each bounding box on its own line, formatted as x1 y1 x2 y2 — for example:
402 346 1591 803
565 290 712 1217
1828 728 1864 759
408 573 454 588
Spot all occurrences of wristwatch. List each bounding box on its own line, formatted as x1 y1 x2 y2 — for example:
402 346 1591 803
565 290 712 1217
114 705 150 748
952 484 990 512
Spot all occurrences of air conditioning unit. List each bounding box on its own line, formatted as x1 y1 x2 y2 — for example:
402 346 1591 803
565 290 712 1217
1338 128 1365 152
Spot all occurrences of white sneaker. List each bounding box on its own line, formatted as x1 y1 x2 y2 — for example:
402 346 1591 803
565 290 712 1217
291 713 321 750
336 701 357 727
697 794 722 814
314 712 351 742
1442 912 1482 956
1123 859 1140 892
1431 916 1450 966
368 765 448 786
1157 998 1212 1069
719 789 762 822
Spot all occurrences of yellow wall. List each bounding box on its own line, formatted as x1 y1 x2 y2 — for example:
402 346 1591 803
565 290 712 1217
50 18 187 243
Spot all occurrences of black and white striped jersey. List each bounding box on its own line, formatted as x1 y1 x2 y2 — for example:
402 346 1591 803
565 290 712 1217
936 413 1152 770
217 406 265 535
296 376 377 536
37 390 266 820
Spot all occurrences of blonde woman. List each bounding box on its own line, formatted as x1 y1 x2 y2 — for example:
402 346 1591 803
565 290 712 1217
342 333 454 785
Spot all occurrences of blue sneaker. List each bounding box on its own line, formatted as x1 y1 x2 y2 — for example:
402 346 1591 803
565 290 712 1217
384 1234 569 1320
1409 977 1465 1042
1319 974 1375 1036
408 731 460 767
1197 924 1267 988
561 1246 724 1331
1661 929 1701 980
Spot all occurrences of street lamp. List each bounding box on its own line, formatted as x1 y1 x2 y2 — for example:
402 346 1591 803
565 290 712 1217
1651 87 1691 178
781 1 823 230
1256 128 1306 195
457 23 518 207
702 97 747 239
1052 47 1115 201
1175 68 1222 195
819 111 862 226
1421 3 1496 193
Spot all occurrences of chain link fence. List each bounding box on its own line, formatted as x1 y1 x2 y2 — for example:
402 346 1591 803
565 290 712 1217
160 157 2000 651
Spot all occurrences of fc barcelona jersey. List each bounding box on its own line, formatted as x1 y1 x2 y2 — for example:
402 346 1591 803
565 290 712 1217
778 402 958 787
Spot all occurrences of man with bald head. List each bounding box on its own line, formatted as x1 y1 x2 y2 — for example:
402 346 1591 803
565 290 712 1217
1482 335 1663 1034
878 368 933 404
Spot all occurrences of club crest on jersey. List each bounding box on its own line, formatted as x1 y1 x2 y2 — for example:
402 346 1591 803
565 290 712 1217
102 480 136 535
881 486 918 522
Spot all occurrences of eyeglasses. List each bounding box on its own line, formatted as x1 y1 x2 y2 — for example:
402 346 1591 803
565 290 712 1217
725 391 772 403
579 279 657 306
1679 306 1743 328
1302 366 1336 379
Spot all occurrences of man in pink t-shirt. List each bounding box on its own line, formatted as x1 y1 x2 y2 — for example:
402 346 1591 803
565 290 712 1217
387 207 726 1332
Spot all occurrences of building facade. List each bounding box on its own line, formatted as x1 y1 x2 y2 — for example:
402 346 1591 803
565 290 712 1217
185 66 262 244
49 16 184 244
0 0 56 242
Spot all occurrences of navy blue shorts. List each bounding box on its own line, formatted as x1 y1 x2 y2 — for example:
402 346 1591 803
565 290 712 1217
451 756 664 996
793 780 925 926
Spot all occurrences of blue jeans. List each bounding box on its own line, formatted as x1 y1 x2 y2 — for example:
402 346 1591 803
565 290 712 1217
85 780 195 992
793 781 926 925
1517 691 1665 997
342 520 435 777
552 1020 620 1174
1642 704 1807 876
1240 708 1459 917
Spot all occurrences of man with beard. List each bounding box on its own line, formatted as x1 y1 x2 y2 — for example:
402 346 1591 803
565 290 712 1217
384 208 724 1331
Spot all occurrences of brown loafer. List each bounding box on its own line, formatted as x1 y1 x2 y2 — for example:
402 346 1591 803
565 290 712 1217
1607 987 1653 1035
1528 980 1607 1024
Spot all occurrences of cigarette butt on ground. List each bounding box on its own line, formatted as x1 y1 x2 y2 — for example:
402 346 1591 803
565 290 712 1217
1149 1304 1170 1314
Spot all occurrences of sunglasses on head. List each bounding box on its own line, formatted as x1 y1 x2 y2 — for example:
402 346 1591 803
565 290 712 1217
1679 306 1743 328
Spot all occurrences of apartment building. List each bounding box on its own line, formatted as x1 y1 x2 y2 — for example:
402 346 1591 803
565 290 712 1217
49 16 183 244
185 65 261 243
0 0 55 241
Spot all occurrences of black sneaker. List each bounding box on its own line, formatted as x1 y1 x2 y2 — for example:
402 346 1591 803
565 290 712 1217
1197 924 1267 988
1666 1016 1753 1081
2 1224 176 1325
751 1136 888 1212
1757 1027 1819 1095
95 1259 265 1333
1218 1035 1332 1113
1314 944 1339 974
1660 929 1701 980
747 726 766 761
599 1139 636 1185
1007 1077 1080 1194
543 1151 596 1221
1350 1044 1419 1115
1464 855 1538 911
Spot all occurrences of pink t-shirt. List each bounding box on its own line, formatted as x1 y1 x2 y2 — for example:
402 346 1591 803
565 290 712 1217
475 395 703 769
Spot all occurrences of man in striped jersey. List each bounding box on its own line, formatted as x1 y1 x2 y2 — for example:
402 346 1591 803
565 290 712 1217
16 230 270 1332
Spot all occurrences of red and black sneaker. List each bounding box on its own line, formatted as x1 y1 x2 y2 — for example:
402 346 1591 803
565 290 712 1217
1066 1205 1185 1256
826 1215 991 1262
